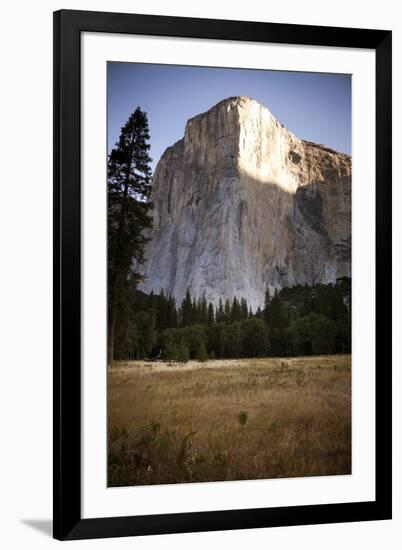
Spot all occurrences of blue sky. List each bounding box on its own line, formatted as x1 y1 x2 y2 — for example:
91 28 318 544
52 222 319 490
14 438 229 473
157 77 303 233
108 62 351 172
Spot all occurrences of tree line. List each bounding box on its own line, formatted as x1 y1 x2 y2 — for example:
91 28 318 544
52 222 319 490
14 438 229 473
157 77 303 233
113 278 351 361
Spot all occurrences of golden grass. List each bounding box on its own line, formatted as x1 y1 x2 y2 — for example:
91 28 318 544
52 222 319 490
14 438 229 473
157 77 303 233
108 355 351 486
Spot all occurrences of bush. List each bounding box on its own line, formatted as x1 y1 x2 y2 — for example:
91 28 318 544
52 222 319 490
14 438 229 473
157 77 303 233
238 411 248 427
195 342 209 362
163 342 178 363
177 343 190 363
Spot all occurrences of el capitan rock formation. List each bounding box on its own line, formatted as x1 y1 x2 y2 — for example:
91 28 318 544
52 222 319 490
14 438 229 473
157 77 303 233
139 96 351 311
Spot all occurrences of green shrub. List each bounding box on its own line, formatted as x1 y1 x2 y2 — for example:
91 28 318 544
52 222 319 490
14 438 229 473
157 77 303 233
177 343 190 363
195 342 209 362
238 410 248 427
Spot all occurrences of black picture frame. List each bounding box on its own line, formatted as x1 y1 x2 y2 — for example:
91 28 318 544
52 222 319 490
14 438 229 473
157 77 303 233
53 9 392 541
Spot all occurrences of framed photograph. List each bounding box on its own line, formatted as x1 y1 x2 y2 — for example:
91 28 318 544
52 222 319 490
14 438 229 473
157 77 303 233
53 9 392 540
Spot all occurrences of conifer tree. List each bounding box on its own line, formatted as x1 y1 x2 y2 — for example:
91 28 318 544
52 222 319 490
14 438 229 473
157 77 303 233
269 289 285 329
224 298 231 321
263 286 271 324
180 288 193 326
166 294 178 328
216 298 224 322
240 298 248 319
207 302 215 325
255 306 263 319
108 107 153 362
200 296 208 325
231 296 241 321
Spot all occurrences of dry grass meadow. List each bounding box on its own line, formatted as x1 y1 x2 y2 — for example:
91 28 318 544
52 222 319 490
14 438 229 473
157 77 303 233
108 355 351 486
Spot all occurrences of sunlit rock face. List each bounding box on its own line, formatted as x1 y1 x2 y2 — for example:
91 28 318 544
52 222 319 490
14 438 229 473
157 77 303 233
139 96 351 311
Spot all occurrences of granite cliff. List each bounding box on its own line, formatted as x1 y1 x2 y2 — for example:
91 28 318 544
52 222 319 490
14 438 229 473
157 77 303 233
139 96 351 311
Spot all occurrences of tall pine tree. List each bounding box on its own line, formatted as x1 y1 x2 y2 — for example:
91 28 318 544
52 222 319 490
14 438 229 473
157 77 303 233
108 107 153 362
263 286 271 324
180 288 193 326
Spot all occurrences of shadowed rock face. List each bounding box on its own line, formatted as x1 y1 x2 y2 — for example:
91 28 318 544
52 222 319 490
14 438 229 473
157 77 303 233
139 96 351 311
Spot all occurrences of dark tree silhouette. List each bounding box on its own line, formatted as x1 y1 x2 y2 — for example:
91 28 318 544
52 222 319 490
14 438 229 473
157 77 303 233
108 107 153 362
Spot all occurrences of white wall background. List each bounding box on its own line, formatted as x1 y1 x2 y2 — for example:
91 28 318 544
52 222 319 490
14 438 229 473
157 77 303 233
0 0 400 548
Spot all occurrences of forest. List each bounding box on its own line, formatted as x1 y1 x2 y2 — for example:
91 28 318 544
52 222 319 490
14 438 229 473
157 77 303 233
113 278 351 361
